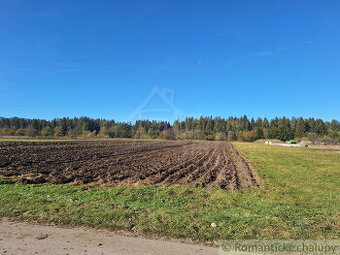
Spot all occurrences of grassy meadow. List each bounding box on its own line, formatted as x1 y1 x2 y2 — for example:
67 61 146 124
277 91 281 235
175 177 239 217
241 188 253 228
0 142 339 243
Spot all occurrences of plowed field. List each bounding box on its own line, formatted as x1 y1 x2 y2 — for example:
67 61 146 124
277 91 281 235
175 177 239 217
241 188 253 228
0 140 260 190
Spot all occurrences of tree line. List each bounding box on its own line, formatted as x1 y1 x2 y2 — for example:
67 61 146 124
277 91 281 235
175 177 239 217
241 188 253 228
0 116 339 143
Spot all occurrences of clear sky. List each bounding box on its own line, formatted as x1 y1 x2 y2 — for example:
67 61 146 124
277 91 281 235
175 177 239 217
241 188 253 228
1 0 339 122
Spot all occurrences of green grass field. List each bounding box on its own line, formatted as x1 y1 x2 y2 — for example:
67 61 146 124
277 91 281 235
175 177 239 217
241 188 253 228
0 142 339 243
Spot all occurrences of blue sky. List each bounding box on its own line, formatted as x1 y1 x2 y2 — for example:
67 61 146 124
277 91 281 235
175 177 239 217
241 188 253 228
1 0 339 122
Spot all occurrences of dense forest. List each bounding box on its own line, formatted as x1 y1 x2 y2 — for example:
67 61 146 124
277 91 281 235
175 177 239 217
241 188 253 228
0 116 339 143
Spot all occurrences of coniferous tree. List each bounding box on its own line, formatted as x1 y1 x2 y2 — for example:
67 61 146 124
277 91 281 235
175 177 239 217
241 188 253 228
295 117 306 138
277 117 292 141
256 126 264 139
0 116 338 142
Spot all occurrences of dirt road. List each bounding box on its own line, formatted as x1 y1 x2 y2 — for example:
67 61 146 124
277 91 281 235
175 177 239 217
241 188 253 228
0 218 218 255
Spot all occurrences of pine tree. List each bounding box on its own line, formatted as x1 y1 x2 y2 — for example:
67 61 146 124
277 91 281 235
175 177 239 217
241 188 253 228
277 117 292 141
295 117 306 138
60 118 68 136
315 119 327 135
256 126 264 139
250 118 255 130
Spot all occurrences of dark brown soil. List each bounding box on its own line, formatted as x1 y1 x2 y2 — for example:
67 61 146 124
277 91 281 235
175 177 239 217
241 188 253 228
0 140 260 190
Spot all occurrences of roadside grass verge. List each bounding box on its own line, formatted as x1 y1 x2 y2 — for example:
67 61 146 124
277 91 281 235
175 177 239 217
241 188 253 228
0 142 339 242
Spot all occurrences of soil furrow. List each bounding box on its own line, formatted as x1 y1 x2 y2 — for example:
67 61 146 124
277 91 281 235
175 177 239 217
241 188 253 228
0 140 260 190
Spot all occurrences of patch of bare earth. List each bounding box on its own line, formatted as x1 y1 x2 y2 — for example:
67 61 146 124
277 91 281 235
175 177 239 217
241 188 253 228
0 140 260 190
